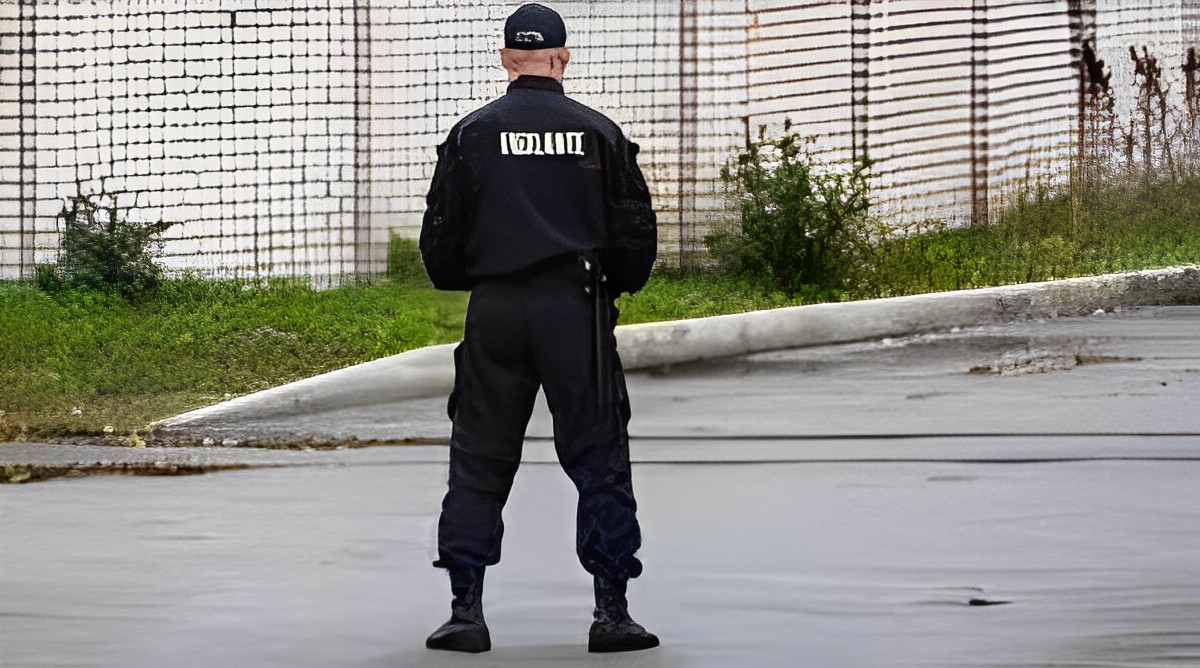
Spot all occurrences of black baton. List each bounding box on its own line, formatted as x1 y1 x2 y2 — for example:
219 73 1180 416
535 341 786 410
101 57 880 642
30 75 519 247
580 254 611 412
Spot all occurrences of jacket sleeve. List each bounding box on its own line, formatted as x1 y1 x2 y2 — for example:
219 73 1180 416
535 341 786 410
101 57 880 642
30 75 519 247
601 135 657 295
419 137 474 291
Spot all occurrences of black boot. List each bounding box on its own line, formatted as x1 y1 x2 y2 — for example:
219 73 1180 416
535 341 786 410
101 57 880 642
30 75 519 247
588 576 659 653
426 566 491 653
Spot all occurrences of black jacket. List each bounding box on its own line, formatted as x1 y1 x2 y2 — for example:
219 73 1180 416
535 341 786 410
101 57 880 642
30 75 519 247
420 75 657 294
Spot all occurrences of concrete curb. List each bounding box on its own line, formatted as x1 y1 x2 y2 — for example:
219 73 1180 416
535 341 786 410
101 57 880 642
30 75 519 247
616 265 1200 368
152 266 1200 435
156 342 459 429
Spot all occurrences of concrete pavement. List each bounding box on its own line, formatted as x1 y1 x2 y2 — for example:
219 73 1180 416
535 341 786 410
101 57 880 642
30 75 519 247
3 274 1200 667
4 439 1199 667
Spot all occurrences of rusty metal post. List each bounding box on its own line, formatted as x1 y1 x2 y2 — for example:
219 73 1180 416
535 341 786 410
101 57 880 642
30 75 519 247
678 0 699 268
850 0 870 165
1066 0 1097 232
353 0 373 282
969 0 990 226
17 0 38 279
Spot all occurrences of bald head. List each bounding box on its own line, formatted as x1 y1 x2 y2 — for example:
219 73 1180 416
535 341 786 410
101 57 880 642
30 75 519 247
500 46 570 82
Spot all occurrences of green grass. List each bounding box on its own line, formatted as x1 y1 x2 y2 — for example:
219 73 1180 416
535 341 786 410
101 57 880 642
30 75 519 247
860 178 1200 297
617 271 806 322
0 275 467 440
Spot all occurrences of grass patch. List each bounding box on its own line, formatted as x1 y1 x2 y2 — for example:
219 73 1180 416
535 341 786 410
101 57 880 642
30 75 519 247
616 271 807 323
0 275 467 440
859 178 1200 297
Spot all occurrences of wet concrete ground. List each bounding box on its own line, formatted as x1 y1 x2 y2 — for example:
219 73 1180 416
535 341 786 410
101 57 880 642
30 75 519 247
3 306 1200 666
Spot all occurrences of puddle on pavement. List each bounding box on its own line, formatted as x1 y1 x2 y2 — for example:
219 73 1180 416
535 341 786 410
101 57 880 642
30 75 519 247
968 349 1142 376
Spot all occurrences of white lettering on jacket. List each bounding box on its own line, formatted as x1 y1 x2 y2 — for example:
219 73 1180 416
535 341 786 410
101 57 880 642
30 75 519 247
499 131 586 156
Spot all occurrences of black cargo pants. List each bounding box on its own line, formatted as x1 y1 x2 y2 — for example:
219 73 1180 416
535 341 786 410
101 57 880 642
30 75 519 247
433 257 644 582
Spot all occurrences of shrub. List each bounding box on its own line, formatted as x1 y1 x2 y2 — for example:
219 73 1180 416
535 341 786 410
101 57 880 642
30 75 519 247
710 121 874 296
42 191 176 299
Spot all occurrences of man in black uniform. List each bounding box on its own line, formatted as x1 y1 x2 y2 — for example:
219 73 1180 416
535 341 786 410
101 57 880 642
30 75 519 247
419 2 659 655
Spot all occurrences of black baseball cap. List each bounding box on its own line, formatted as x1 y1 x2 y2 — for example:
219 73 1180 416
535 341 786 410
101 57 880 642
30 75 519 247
504 3 567 50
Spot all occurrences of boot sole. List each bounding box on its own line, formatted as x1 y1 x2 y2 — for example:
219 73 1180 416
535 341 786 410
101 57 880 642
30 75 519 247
426 627 491 653
588 634 660 653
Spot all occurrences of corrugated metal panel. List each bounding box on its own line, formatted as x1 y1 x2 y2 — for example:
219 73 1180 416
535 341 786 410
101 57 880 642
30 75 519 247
747 1 854 161
982 0 1076 214
746 0 1078 227
1093 0 1191 176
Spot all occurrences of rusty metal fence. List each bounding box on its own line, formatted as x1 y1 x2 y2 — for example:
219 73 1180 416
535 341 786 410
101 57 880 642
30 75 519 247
2 1 1197 283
